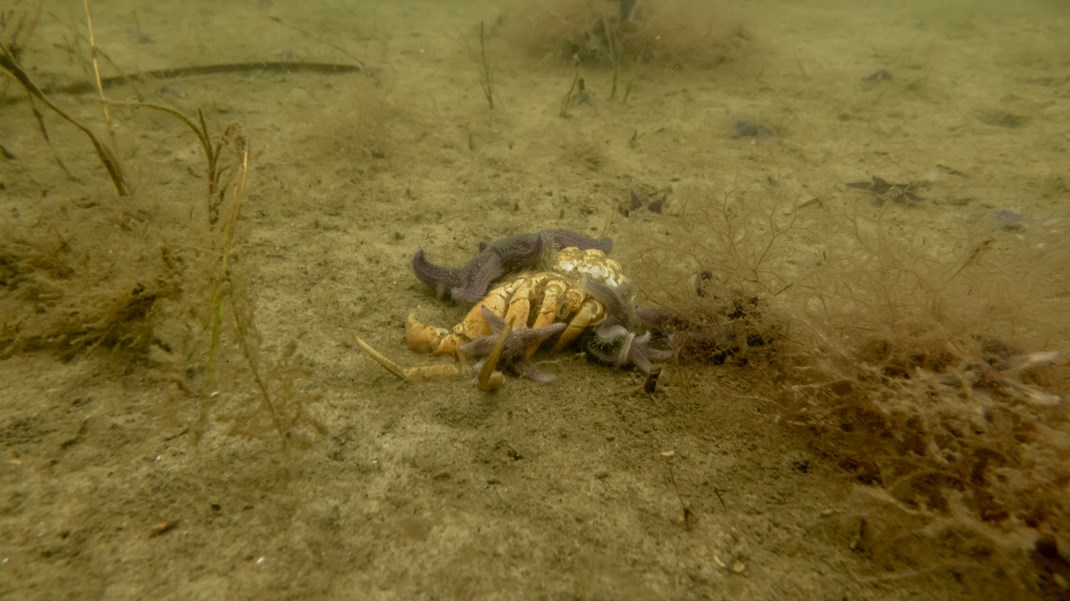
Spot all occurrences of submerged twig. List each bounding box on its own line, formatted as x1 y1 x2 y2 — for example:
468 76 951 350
0 40 127 195
478 20 494 109
0 61 366 104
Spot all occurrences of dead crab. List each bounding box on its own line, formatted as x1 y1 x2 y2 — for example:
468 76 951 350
355 230 672 391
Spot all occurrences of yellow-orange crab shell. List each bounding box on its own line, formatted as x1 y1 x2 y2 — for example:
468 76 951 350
406 247 630 358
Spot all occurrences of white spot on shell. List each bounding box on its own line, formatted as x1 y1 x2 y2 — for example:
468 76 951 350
553 248 628 289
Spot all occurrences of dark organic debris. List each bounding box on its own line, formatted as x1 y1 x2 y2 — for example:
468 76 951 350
935 164 967 177
979 110 1027 129
732 120 776 139
620 189 670 216
643 368 661 394
994 210 1026 232
863 69 892 82
846 176 927 205
635 293 773 367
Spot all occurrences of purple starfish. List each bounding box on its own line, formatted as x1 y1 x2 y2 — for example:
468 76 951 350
412 229 612 303
585 323 674 374
459 306 566 382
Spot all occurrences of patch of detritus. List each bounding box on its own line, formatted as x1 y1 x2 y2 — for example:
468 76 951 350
510 0 749 78
4 3 1069 598
846 175 928 205
623 184 1069 598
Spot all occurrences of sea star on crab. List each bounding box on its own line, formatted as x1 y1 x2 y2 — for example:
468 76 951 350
411 229 612 303
355 230 669 389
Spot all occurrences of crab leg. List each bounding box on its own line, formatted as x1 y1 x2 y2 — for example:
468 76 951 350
355 333 511 390
555 298 605 351
354 335 473 382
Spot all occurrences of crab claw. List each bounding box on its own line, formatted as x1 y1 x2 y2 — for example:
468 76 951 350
354 335 473 382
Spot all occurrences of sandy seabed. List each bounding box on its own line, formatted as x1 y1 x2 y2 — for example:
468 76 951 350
2 1 1069 599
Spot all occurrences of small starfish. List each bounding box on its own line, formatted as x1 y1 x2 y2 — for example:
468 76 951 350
585 323 673 374
565 275 674 373
460 306 566 382
412 229 612 303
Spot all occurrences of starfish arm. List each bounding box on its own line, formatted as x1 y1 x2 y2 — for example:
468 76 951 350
415 231 613 303
456 306 510 358
459 338 492 357
451 253 504 302
542 229 613 252
459 313 565 370
586 324 631 366
517 321 568 348
412 250 463 296
628 346 654 374
587 325 673 373
490 232 548 272
626 333 674 374
480 304 506 332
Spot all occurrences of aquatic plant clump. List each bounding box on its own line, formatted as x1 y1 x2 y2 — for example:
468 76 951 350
625 184 1069 596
